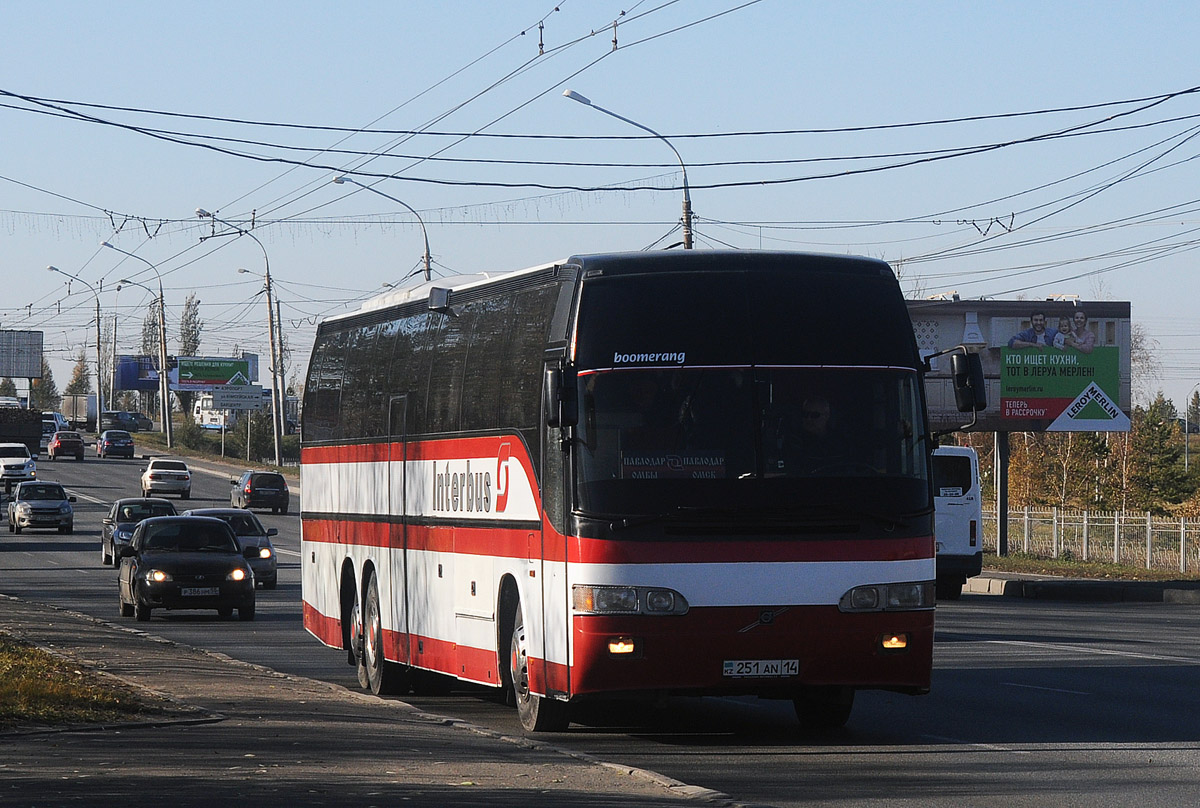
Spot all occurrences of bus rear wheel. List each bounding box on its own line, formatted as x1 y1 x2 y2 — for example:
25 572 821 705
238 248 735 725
363 574 408 696
793 685 854 730
509 602 570 733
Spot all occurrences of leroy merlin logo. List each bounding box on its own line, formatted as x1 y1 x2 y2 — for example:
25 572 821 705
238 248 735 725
1049 382 1131 431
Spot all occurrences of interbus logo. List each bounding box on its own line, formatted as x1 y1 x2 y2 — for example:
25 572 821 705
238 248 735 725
613 351 686 365
430 443 514 515
432 459 493 515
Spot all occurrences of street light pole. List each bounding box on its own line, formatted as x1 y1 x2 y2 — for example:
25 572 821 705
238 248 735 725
562 89 693 249
196 209 284 467
103 242 173 448
46 266 104 429
332 175 432 281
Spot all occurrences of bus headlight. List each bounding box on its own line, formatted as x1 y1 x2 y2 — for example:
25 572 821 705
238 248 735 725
839 582 934 613
573 585 688 615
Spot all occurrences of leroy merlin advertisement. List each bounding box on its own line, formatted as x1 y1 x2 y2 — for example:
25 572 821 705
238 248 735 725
1000 346 1130 431
907 299 1131 433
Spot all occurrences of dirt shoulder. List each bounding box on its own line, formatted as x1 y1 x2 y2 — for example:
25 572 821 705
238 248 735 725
0 595 707 807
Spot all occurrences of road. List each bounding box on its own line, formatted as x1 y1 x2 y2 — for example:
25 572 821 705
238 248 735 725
4 451 1200 807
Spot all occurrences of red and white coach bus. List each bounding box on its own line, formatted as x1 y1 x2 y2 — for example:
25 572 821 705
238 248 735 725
300 250 982 732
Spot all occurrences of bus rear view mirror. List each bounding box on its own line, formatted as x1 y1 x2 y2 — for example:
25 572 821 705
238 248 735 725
951 352 986 413
543 366 578 429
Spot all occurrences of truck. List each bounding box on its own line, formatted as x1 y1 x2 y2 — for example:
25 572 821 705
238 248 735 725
0 406 43 459
62 394 98 432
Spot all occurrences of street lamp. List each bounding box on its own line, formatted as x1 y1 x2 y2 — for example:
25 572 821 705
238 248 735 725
196 209 284 467
46 265 104 428
103 242 173 448
562 89 693 249
332 175 432 281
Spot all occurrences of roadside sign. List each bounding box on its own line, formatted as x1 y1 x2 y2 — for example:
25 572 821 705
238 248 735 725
173 358 254 390
211 384 265 410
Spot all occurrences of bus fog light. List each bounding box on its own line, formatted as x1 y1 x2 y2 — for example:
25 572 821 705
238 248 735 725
880 633 909 651
607 637 638 655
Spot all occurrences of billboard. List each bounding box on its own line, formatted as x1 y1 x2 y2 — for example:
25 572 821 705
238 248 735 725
0 330 43 379
173 356 258 391
115 354 262 392
907 299 1131 432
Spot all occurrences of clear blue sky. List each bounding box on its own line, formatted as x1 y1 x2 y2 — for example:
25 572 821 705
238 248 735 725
4 1 1200 410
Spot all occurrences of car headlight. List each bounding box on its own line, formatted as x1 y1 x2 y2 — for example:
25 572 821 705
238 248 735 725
15 503 31 516
572 585 689 615
115 529 132 541
838 581 935 613
227 568 251 582
257 547 273 560
144 569 172 583
59 504 72 515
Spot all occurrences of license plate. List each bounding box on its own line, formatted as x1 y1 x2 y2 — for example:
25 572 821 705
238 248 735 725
723 659 799 678
181 587 220 597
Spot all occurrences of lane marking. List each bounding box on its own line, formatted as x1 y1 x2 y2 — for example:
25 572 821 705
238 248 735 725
986 639 1200 666
1002 682 1090 696
920 735 1031 754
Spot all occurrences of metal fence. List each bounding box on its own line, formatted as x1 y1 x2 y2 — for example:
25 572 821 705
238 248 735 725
983 509 1200 573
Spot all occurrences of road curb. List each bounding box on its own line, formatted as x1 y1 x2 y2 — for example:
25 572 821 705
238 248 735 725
966 574 1200 603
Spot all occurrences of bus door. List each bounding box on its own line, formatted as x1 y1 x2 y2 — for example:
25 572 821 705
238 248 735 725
387 395 411 666
539 359 571 697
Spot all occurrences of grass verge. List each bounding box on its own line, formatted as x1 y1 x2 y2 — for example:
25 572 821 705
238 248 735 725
984 551 1200 582
0 636 167 731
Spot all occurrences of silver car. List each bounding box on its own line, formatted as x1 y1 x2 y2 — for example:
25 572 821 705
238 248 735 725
7 481 75 534
140 458 192 499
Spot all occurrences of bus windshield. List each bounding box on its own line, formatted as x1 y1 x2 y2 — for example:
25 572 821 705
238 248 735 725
573 366 929 519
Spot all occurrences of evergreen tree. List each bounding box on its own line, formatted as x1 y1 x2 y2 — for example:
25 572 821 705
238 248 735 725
1127 393 1189 513
29 357 60 411
0 378 16 397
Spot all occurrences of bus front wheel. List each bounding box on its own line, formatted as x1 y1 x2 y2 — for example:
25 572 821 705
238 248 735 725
508 602 570 733
793 685 854 730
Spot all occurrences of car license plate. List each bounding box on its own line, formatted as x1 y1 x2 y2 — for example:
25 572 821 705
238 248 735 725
723 659 799 678
181 587 220 597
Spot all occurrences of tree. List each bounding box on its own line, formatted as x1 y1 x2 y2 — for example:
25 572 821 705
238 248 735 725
176 293 203 415
64 350 92 396
29 357 60 411
141 304 161 417
0 378 16 397
1127 393 1189 513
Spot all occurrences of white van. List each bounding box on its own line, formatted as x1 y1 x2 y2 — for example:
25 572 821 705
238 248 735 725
40 412 70 452
932 445 982 600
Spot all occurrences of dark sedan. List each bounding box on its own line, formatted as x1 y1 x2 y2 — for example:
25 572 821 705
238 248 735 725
96 430 135 459
230 470 290 514
117 516 256 622
101 497 178 566
183 507 278 589
46 431 85 461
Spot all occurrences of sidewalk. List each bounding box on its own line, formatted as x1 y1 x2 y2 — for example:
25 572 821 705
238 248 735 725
967 570 1200 603
0 595 710 808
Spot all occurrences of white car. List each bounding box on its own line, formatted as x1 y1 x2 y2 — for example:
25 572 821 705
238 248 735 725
140 458 192 499
0 443 36 483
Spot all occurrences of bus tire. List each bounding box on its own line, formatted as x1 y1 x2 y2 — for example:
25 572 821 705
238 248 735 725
793 685 854 730
363 574 408 696
509 602 570 733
